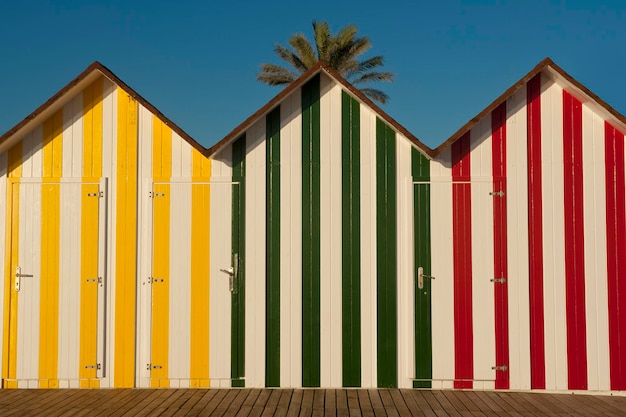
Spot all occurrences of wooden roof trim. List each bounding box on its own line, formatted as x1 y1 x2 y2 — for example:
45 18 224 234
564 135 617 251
318 63 435 158
205 61 328 157
0 61 207 156
433 57 626 156
205 61 436 159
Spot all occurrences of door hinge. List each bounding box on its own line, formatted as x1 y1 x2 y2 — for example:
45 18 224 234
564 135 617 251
490 277 507 284
489 191 505 197
85 363 101 370
147 364 162 370
149 191 165 198
492 365 508 372
148 277 164 283
87 191 104 197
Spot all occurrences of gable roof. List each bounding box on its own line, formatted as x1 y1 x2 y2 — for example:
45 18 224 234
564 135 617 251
434 57 626 155
205 61 435 158
0 61 206 156
3 58 624 161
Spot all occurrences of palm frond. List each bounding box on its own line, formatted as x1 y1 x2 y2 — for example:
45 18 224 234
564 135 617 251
260 20 394 103
287 33 317 68
352 71 395 85
273 43 308 74
343 55 386 80
257 63 299 85
312 20 332 61
359 87 390 104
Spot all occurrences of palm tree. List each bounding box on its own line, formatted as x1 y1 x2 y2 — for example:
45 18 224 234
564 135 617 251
257 20 394 104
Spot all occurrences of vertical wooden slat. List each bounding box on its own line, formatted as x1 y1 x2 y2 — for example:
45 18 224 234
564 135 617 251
190 150 211 387
266 107 281 387
302 75 321 388
3 143 23 388
114 88 138 388
452 132 473 389
231 135 246 387
527 74 546 389
412 148 431 388
39 110 63 388
604 122 626 390
562 90 588 390
376 118 397 388
341 92 361 387
492 102 510 389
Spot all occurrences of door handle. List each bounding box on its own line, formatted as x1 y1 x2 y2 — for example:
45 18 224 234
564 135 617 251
15 266 34 292
417 266 435 290
219 253 239 294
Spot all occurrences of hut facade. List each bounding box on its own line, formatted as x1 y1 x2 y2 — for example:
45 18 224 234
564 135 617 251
0 58 624 392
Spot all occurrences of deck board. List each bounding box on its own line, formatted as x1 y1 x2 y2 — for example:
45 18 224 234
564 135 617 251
0 388 625 416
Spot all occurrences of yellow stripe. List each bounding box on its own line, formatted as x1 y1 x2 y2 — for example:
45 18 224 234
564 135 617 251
39 110 63 388
3 144 22 388
151 116 171 387
83 77 103 178
79 78 103 388
114 88 138 388
190 150 211 387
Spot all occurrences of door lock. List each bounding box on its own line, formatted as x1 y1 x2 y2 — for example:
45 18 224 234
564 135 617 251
417 267 435 290
220 253 239 294
15 266 34 292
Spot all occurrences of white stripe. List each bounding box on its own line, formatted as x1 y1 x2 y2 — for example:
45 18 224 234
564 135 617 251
319 77 343 387
102 85 117 387
245 119 266 387
57 183 82 382
209 169 232 386
429 150 455 388
396 136 413 389
541 81 568 391
582 107 610 391
470 117 496 388
280 88 302 387
16 182 42 382
136 104 153 387
505 89 532 390
360 105 377 388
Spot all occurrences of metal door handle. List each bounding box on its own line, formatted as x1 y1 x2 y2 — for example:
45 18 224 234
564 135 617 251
417 266 435 290
220 253 239 294
15 266 34 292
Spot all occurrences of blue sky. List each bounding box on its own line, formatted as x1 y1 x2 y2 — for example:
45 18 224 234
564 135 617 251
1 0 624 149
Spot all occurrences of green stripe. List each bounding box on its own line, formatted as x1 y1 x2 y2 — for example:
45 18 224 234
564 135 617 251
231 135 246 387
376 118 397 388
266 107 281 387
302 74 321 387
341 92 361 387
412 147 432 388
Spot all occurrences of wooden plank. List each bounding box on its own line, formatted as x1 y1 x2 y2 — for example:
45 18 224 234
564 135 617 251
183 388 219 416
356 389 374 417
235 389 261 417
400 389 436 417
378 389 400 417
431 391 463 417
168 389 209 416
286 389 303 417
260 389 282 417
274 389 293 417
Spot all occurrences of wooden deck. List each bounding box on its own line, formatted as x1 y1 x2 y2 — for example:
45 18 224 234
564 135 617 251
0 388 625 416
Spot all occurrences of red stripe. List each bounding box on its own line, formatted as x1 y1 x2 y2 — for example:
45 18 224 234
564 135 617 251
604 122 626 390
527 74 546 389
562 90 588 390
452 132 473 389
492 102 509 389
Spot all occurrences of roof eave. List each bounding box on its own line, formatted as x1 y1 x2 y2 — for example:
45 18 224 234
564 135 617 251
0 61 207 157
